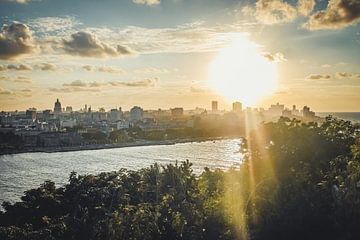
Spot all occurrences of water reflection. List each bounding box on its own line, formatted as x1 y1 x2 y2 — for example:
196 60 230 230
0 139 243 204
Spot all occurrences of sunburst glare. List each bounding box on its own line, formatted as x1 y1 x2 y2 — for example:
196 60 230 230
209 33 278 106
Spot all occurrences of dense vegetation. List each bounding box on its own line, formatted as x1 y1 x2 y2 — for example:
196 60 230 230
1 117 360 239
0 131 24 150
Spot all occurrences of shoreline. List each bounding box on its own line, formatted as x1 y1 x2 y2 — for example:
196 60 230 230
0 136 240 156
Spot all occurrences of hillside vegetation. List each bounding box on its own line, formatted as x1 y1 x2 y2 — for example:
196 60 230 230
1 117 360 240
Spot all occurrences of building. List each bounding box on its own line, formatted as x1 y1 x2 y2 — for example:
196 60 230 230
282 109 292 118
117 120 130 130
109 108 123 123
61 119 77 128
42 110 51 121
25 108 37 120
171 108 184 117
54 99 62 113
232 102 242 113
65 106 73 112
303 106 315 119
212 101 218 111
268 102 284 116
129 106 144 122
291 105 300 116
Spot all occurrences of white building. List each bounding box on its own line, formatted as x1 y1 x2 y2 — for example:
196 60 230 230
109 108 123 123
117 120 130 130
129 106 143 123
61 119 77 128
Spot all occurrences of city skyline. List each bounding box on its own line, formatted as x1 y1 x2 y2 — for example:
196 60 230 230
0 0 360 112
2 97 314 114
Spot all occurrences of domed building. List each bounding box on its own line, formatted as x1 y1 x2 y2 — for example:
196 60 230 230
54 98 62 113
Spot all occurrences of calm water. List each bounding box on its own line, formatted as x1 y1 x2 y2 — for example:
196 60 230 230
0 139 243 205
317 112 360 123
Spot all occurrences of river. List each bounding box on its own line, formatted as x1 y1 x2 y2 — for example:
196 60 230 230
0 139 243 205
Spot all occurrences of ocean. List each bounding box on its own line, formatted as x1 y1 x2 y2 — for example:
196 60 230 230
317 112 360 123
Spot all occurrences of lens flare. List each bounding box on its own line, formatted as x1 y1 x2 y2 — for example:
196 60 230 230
209 34 278 106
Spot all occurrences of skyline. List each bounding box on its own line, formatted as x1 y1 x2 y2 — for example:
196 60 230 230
0 98 319 116
0 0 360 111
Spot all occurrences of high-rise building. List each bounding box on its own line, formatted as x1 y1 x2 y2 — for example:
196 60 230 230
212 101 218 111
268 102 284 116
291 105 300 116
232 102 242 113
54 99 62 113
109 108 123 123
129 106 144 122
26 108 37 120
303 106 315 119
42 110 51 120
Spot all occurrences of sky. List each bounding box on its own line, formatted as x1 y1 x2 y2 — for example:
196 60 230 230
0 0 359 112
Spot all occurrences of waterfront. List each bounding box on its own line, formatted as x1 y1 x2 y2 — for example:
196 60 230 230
0 139 243 205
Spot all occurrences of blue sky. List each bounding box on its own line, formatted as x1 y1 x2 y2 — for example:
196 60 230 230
0 0 359 111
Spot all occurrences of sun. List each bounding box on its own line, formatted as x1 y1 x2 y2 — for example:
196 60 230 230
209 34 278 107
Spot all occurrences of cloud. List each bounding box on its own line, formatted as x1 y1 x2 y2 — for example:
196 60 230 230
35 63 56 71
20 88 32 92
49 84 100 93
0 88 13 95
9 0 41 4
98 66 124 74
116 45 133 55
28 16 82 35
246 0 316 25
0 75 32 83
2 18 256 56
321 64 331 68
0 63 33 72
0 18 264 58
190 86 208 93
62 31 134 57
63 80 87 87
49 78 156 93
109 78 158 87
304 0 360 30
14 76 32 83
254 0 298 24
336 72 360 80
82 65 93 71
107 23 246 54
263 52 287 62
132 0 160 6
82 65 124 73
49 87 100 93
297 0 316 16
49 79 108 92
337 61 347 66
0 22 36 60
7 63 32 70
89 81 107 88
0 65 6 71
306 74 332 80
48 77 157 96
134 67 169 75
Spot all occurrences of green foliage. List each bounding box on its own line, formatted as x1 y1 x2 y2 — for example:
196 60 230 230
81 131 108 144
108 130 127 143
1 116 360 239
0 131 24 150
